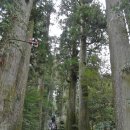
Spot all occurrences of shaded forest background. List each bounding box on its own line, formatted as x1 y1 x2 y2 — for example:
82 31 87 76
1 0 130 130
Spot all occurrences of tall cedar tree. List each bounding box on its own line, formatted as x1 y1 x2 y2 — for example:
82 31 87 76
106 0 130 129
0 0 34 130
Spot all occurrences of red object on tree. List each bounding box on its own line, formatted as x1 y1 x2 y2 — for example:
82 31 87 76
29 38 39 47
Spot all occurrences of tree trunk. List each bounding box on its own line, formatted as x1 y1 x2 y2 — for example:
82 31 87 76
0 1 33 130
78 33 90 130
67 76 77 130
66 0 78 129
38 78 44 130
78 2 90 130
67 42 78 130
43 89 53 130
106 0 130 130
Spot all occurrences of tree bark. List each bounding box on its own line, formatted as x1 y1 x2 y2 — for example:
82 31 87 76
78 1 90 129
106 0 130 130
38 78 44 130
66 0 78 129
0 0 33 130
67 43 78 130
78 34 90 130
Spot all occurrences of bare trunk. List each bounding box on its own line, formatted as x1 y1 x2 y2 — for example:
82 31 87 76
106 0 130 130
67 43 78 130
78 35 89 130
38 78 44 130
67 79 76 130
0 1 33 130
66 0 78 129
67 71 76 130
78 13 90 130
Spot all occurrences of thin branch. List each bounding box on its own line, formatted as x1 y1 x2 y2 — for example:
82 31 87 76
9 38 31 43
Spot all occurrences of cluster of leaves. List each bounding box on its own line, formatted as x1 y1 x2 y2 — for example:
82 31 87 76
79 54 115 129
23 86 54 130
121 0 130 31
88 74 115 129
0 0 23 39
29 0 55 78
0 1 11 39
22 88 42 130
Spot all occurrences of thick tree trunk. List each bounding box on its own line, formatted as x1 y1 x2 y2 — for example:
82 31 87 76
78 34 90 130
106 0 130 130
0 1 33 130
67 77 76 130
66 0 78 129
67 43 78 130
78 8 90 130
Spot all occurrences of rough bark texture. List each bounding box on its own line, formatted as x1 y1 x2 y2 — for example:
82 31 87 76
67 43 78 130
66 0 78 129
78 34 90 130
67 75 77 130
106 0 130 130
0 0 33 130
78 1 90 129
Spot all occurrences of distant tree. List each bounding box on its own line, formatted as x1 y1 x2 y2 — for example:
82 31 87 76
78 0 106 130
22 0 55 130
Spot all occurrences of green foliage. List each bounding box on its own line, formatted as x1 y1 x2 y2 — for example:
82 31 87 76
22 88 42 130
22 87 53 130
88 75 115 129
0 0 114 129
0 0 13 38
77 3 106 43
121 0 130 29
85 68 99 81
